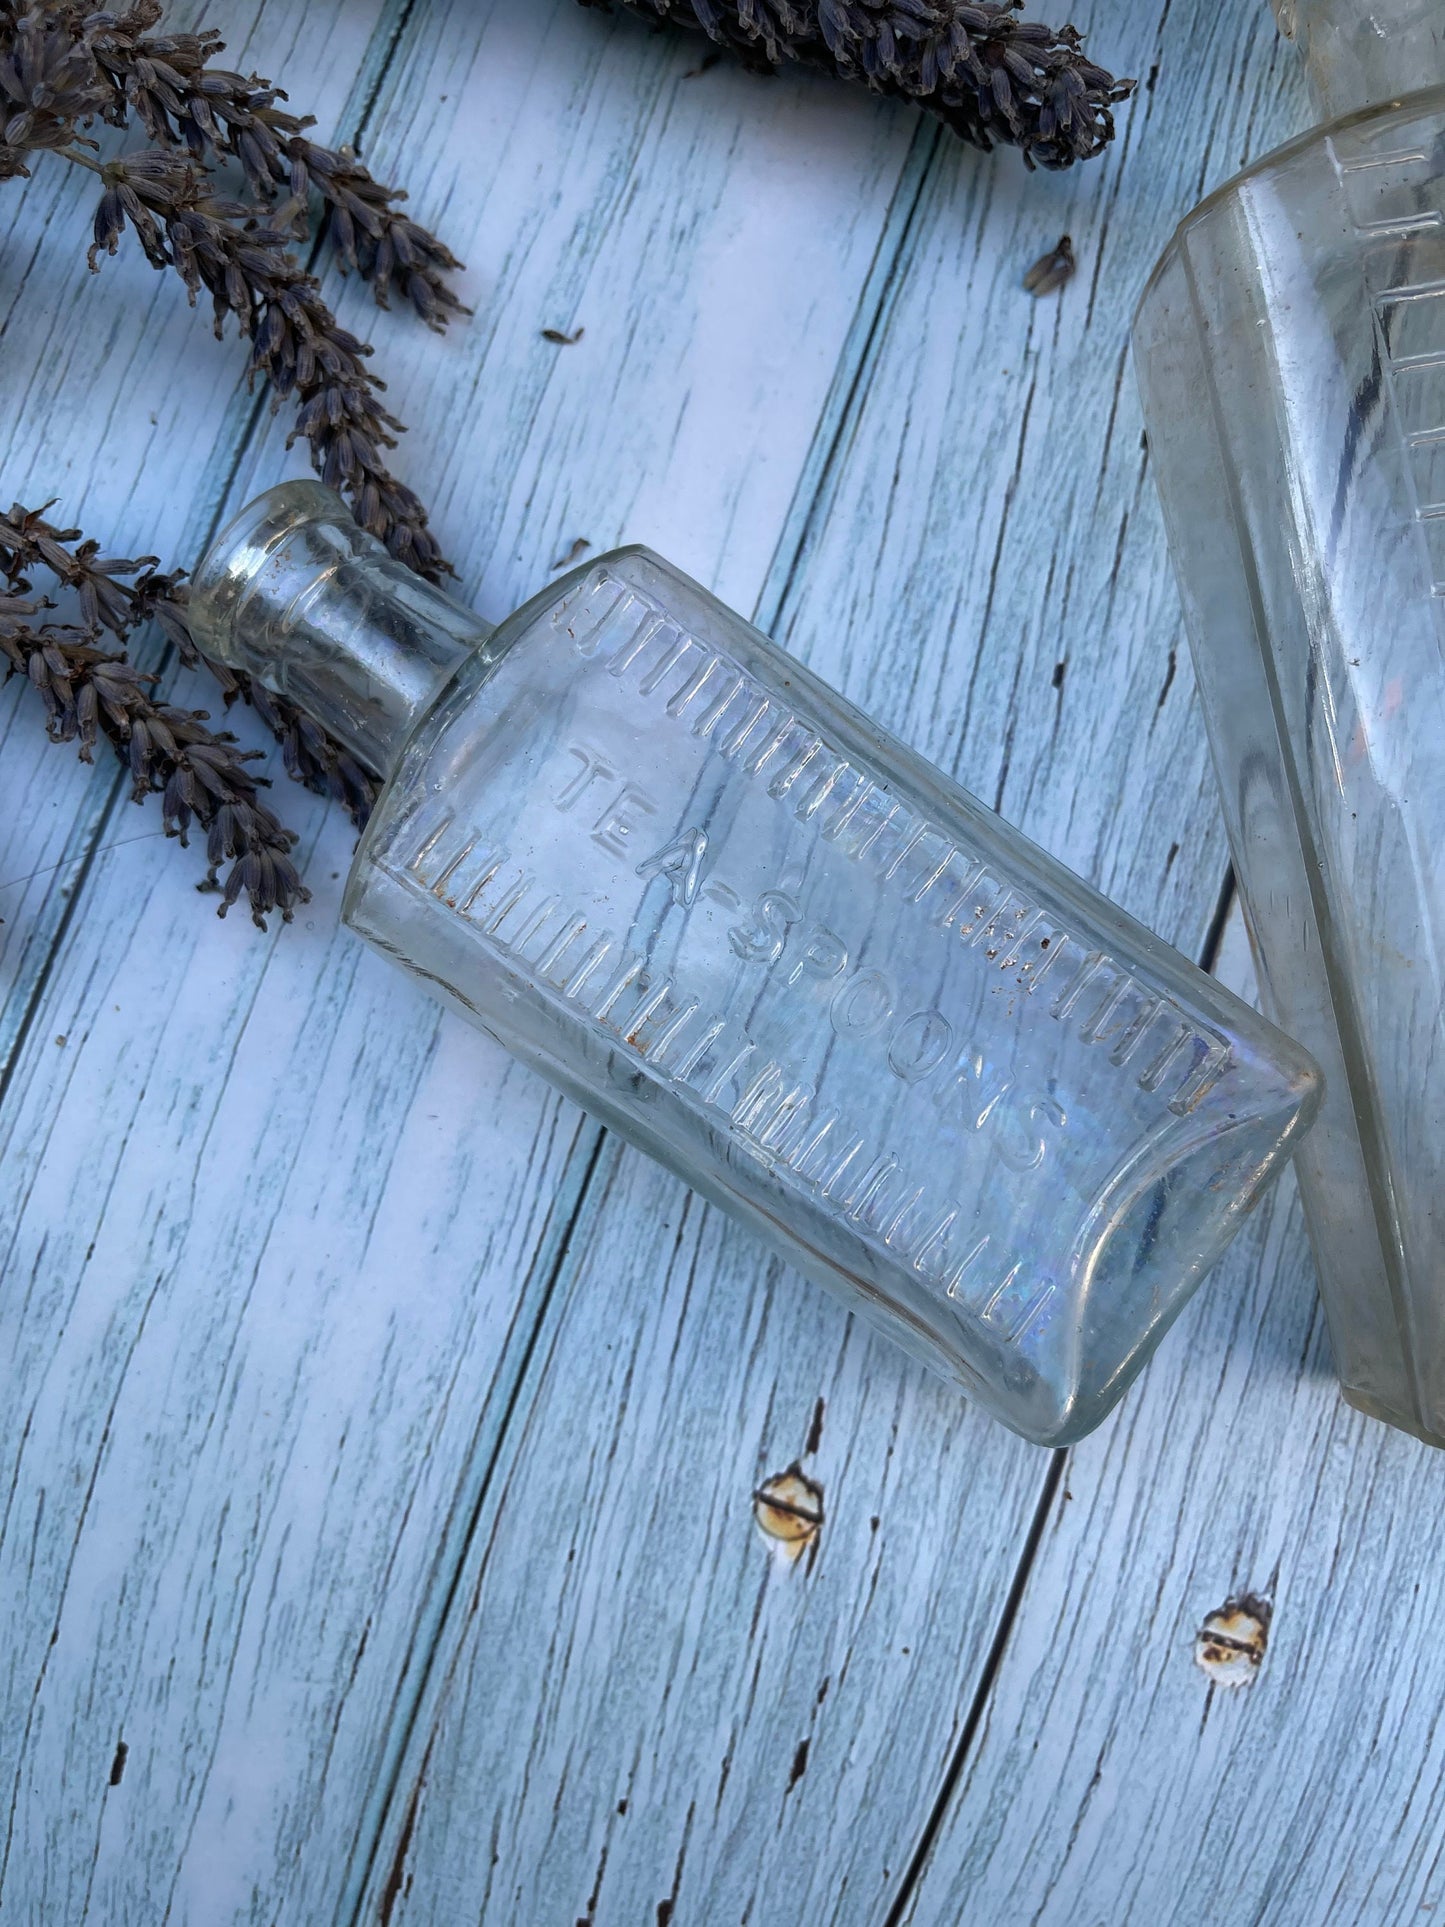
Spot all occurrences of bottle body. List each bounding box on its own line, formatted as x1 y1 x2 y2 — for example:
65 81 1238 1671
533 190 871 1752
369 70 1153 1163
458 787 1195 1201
1135 91 1445 1440
339 544 1316 1444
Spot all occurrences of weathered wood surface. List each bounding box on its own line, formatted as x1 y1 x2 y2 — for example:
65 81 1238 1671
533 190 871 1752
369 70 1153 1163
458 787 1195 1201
362 8 1325 1926
5 1 1431 1924
899 911 1445 1927
1 3 912 1921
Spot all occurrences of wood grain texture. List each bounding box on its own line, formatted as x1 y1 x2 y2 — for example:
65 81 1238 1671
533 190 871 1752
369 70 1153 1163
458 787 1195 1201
370 1146 1052 1926
895 923 1445 1927
759 0 1307 954
227 0 919 618
0 818 597 1926
0 0 382 1077
360 6 1327 1926
0 3 923 1922
0 16 443 1922
3 0 1391 1922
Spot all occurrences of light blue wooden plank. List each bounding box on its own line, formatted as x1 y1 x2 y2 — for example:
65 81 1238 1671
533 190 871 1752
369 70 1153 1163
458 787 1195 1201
361 4 1319 1923
762 1 1307 956
366 1139 1052 1926
226 0 919 620
0 0 413 1122
0 4 920 1921
0 811 599 1926
0 0 417 1079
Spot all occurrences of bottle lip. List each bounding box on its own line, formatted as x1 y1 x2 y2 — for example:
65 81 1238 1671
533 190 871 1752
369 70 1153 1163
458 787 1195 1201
188 480 349 659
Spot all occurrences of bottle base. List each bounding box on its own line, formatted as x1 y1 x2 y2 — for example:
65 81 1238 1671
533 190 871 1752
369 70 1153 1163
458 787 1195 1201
1340 1383 1445 1450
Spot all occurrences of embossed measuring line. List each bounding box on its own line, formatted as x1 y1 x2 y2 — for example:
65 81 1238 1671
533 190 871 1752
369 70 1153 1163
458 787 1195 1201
558 570 1232 1119
390 814 1058 1345
1329 137 1445 598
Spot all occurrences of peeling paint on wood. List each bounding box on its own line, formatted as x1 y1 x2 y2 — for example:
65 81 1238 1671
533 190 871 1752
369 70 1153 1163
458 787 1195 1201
1194 1594 1272 1688
753 1465 825 1562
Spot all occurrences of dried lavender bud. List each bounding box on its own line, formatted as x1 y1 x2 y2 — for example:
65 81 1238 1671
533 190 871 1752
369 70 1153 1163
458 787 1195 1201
80 152 452 578
1 500 379 826
1023 231 1074 294
0 499 169 646
229 669 377 831
587 0 1134 168
0 3 114 180
0 6 446 916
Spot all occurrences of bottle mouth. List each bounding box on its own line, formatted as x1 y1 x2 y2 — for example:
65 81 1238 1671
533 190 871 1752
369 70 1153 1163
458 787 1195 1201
187 480 489 780
188 480 352 665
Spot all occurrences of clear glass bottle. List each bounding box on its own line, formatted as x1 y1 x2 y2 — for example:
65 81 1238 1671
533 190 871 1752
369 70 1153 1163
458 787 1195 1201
189 482 1319 1445
1134 0 1445 1442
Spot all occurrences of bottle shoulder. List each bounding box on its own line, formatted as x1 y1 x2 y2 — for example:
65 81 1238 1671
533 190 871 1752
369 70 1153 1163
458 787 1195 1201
1138 83 1445 324
546 542 713 611
491 543 708 655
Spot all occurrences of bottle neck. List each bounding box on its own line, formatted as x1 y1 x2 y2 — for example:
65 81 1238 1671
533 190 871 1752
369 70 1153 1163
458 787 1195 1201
1274 0 1445 121
187 482 493 779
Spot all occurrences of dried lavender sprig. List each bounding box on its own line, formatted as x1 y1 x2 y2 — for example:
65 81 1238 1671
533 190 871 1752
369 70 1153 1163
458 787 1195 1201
213 663 379 831
88 13 468 329
588 0 1134 168
1 5 456 578
0 591 307 929
0 498 307 925
80 146 450 578
0 499 379 831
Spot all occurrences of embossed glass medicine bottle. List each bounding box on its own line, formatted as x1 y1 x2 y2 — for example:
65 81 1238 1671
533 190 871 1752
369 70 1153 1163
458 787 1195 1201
190 483 1319 1446
1134 0 1445 1444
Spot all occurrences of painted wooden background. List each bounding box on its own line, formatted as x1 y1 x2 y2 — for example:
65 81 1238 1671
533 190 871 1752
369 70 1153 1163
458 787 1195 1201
3 3 1441 1923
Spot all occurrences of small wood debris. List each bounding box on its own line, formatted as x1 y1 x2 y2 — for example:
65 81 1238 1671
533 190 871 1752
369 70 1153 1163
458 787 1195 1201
550 537 592 571
1193 1592 1272 1686
541 325 584 344
1023 234 1076 297
753 1463 824 1562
